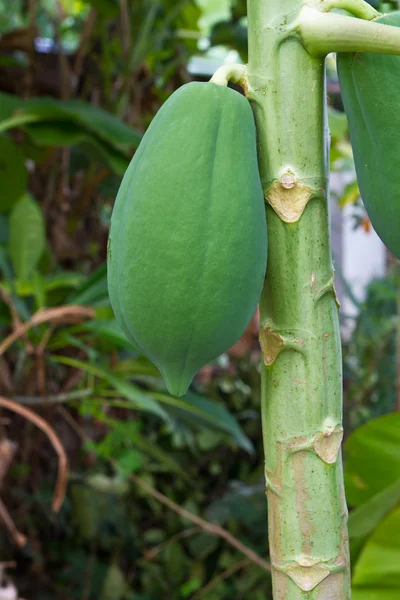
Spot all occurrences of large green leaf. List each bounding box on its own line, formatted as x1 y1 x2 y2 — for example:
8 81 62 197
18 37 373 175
352 507 400 600
9 194 45 280
0 92 140 150
349 479 400 540
24 121 91 146
0 92 139 175
0 135 28 212
78 137 130 175
59 100 141 148
344 413 400 507
349 479 400 565
0 92 20 121
24 122 130 175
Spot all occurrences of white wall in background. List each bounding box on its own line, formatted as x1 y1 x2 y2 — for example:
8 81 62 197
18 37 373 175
341 204 386 315
330 172 387 336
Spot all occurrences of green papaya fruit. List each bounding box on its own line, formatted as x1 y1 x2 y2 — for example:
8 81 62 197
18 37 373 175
108 82 267 397
337 12 400 258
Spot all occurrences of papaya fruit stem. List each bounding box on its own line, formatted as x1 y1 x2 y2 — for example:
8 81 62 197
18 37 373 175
210 64 249 94
311 0 379 20
296 5 400 56
247 1 351 597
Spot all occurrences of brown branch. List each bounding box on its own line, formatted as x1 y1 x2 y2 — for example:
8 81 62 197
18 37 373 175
0 357 12 393
27 414 269 574
0 499 27 547
52 3 72 100
37 324 55 357
129 472 271 573
0 440 17 486
0 306 94 357
36 324 56 397
0 441 22 545
0 397 68 512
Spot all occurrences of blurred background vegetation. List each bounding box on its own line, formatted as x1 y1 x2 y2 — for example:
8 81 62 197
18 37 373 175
0 1 399 599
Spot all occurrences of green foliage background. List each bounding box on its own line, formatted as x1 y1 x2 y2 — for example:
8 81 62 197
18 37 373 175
0 1 399 599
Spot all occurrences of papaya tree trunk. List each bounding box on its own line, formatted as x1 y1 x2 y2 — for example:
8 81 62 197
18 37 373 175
247 1 351 597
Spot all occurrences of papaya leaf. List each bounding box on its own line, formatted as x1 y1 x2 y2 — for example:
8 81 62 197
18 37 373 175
24 122 131 175
0 91 21 121
24 120 91 146
0 113 43 134
344 413 400 507
349 479 400 566
59 100 141 148
9 194 45 280
0 92 139 175
352 506 400 600
349 479 400 540
23 96 141 150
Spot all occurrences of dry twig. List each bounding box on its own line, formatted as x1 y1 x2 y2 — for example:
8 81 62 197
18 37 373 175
0 397 68 511
0 500 27 548
0 440 26 547
0 440 17 485
0 305 94 357
129 472 271 573
61 423 269 574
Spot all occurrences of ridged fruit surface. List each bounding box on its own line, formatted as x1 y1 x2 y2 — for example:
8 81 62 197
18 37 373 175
337 12 400 258
108 82 267 396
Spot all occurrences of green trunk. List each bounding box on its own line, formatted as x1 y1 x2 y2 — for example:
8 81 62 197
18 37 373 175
247 1 351 598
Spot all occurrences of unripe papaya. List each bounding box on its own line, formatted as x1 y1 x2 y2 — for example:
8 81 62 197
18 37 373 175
107 82 267 397
337 12 400 258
